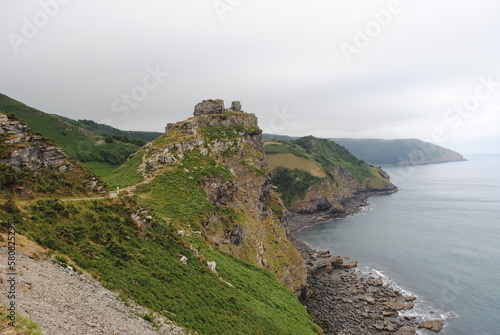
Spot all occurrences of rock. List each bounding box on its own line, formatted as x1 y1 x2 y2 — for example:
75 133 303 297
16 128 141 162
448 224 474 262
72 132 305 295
394 326 416 335
207 261 217 274
364 295 375 304
193 99 226 116
419 320 444 332
403 303 414 310
337 261 358 269
311 258 333 275
385 301 405 310
230 101 242 112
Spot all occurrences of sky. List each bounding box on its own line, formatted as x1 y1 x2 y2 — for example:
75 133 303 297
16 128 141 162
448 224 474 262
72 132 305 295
1 0 500 154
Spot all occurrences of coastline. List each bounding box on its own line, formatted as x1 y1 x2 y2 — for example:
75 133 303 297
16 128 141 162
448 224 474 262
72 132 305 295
289 200 445 334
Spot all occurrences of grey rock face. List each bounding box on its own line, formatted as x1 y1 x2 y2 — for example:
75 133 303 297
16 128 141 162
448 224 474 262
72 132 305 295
193 99 226 116
193 99 244 117
0 112 71 171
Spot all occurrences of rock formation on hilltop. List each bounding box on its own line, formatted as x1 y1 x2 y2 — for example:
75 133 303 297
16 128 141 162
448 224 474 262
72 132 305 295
137 100 307 295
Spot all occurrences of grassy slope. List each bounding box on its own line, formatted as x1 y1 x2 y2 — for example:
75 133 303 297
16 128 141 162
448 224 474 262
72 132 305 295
265 136 392 207
0 99 320 334
1 196 319 335
0 93 150 180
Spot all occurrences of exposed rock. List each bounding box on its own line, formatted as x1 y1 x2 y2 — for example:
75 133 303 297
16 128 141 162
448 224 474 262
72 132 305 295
193 99 226 116
0 112 70 171
419 320 444 332
231 101 242 112
138 101 307 296
292 238 433 335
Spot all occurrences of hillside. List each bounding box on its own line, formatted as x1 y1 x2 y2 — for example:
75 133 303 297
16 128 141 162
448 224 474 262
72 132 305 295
0 93 159 182
264 133 466 166
265 136 397 216
0 99 320 335
332 138 466 165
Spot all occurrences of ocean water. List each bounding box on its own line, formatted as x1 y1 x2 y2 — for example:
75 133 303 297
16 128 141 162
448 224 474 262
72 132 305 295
294 155 500 335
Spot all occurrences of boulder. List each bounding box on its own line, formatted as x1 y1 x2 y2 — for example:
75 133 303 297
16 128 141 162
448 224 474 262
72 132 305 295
394 326 416 335
230 101 242 112
419 320 444 332
193 99 226 116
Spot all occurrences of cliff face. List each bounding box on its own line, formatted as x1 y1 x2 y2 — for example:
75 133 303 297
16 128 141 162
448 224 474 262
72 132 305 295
137 100 307 295
0 112 68 170
265 136 397 218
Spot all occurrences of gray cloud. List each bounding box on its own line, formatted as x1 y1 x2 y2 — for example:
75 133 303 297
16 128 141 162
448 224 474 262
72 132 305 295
1 0 499 154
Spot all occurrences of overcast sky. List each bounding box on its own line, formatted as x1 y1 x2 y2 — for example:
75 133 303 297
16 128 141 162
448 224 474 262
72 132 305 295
1 0 500 154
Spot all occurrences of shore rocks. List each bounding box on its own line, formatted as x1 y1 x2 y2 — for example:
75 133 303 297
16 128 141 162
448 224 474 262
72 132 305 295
419 320 444 332
292 237 445 334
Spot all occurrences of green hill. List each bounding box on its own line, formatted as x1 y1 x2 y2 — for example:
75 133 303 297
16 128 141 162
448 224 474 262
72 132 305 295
0 93 159 183
331 138 465 165
265 136 397 213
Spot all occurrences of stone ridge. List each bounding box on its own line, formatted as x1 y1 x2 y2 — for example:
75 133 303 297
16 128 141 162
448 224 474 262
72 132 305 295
193 99 242 116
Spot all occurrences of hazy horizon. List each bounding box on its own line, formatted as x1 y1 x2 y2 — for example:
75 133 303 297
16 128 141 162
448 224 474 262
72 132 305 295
1 1 499 154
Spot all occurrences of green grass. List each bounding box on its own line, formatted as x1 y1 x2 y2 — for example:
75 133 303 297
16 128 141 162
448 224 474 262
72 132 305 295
82 153 144 189
0 93 144 174
136 151 231 224
292 136 375 182
0 305 42 335
270 167 322 207
266 153 326 177
6 198 320 335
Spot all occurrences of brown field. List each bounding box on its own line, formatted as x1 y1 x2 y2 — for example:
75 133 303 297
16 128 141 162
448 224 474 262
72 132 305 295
266 153 326 177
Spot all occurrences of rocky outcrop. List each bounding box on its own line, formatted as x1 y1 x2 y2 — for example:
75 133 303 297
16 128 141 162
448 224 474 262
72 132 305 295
1 112 71 171
193 99 243 117
293 238 446 334
139 100 307 296
0 112 105 196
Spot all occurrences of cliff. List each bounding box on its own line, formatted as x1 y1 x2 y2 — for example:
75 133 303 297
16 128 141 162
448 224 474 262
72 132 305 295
136 100 307 295
265 136 397 220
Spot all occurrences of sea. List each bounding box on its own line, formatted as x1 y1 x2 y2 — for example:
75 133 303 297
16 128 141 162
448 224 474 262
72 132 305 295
294 155 500 335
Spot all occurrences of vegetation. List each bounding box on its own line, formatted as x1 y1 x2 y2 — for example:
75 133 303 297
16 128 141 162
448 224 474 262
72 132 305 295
0 94 323 334
292 136 374 182
0 305 42 335
82 152 144 189
270 167 321 207
136 150 231 224
0 93 151 176
3 197 319 335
